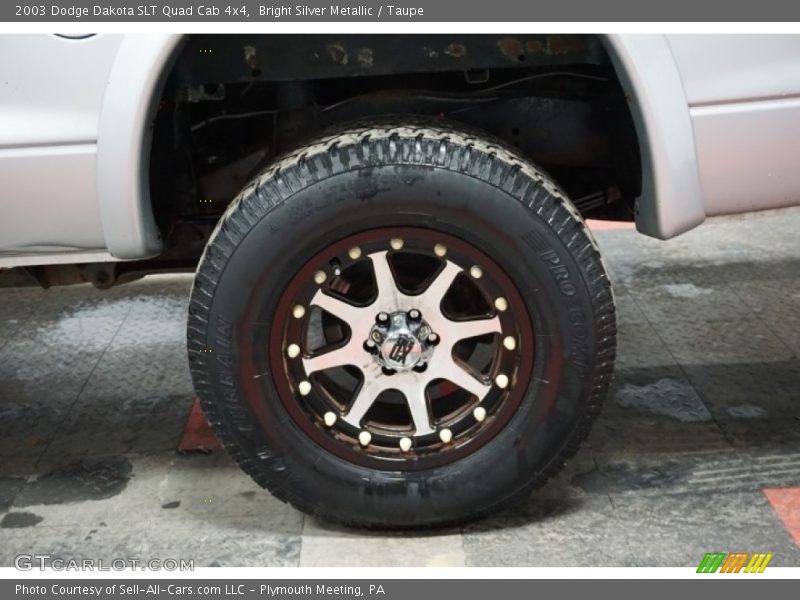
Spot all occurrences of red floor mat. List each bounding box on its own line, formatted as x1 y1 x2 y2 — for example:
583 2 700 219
178 399 223 453
763 487 800 546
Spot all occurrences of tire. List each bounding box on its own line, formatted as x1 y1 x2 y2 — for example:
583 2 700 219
187 120 616 528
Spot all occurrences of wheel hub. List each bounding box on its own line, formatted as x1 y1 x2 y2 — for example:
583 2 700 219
370 311 436 372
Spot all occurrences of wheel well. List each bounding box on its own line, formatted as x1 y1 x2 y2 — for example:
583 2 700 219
148 34 641 267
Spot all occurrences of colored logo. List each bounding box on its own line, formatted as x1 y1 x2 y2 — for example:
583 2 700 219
697 552 773 573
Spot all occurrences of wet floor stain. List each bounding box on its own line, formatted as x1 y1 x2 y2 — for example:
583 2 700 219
161 500 180 509
660 283 714 298
726 405 769 418
1 511 43 528
14 456 132 506
0 477 25 512
615 378 712 422
573 462 687 493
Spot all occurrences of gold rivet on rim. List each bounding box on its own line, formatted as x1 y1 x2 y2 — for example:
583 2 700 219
287 344 301 358
298 381 312 396
434 243 447 257
503 336 516 351
358 431 372 446
348 247 362 260
399 437 413 452
494 297 508 312
292 305 306 319
470 265 483 279
314 270 327 285
439 428 453 444
324 412 337 427
390 238 404 250
473 406 487 422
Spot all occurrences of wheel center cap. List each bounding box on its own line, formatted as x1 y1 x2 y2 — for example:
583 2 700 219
381 331 423 370
371 311 434 372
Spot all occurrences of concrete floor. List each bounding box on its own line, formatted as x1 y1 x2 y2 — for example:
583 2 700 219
1 208 799 567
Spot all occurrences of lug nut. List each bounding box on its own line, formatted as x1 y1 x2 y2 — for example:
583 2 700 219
298 380 312 396
292 305 306 319
470 265 483 279
324 412 337 427
399 437 413 452
364 340 379 354
358 431 372 447
473 406 487 422
287 344 301 358
390 238 404 250
381 366 396 376
427 333 440 345
348 246 362 260
314 270 327 285
503 336 517 351
495 374 509 389
439 428 453 444
376 312 389 324
434 243 447 257
494 297 508 312
408 309 421 321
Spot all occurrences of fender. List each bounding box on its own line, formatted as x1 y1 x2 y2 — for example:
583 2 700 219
603 34 706 239
96 34 185 259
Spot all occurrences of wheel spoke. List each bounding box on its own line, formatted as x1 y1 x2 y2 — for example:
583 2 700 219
370 251 402 307
449 316 502 343
437 356 492 401
302 339 361 374
310 289 366 328
404 378 435 436
342 377 384 428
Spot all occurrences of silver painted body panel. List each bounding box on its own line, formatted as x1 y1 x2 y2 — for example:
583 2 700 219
0 34 121 257
690 98 800 216
667 35 800 217
0 144 104 253
0 35 121 147
0 34 799 268
666 35 800 106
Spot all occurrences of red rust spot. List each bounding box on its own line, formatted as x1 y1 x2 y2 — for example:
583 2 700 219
525 39 544 53
445 43 467 58
545 35 586 55
497 37 525 62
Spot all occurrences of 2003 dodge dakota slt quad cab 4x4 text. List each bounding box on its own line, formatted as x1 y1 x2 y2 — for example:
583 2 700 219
1 34 799 527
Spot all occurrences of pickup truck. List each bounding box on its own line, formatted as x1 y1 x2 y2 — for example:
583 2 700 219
1 34 798 527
